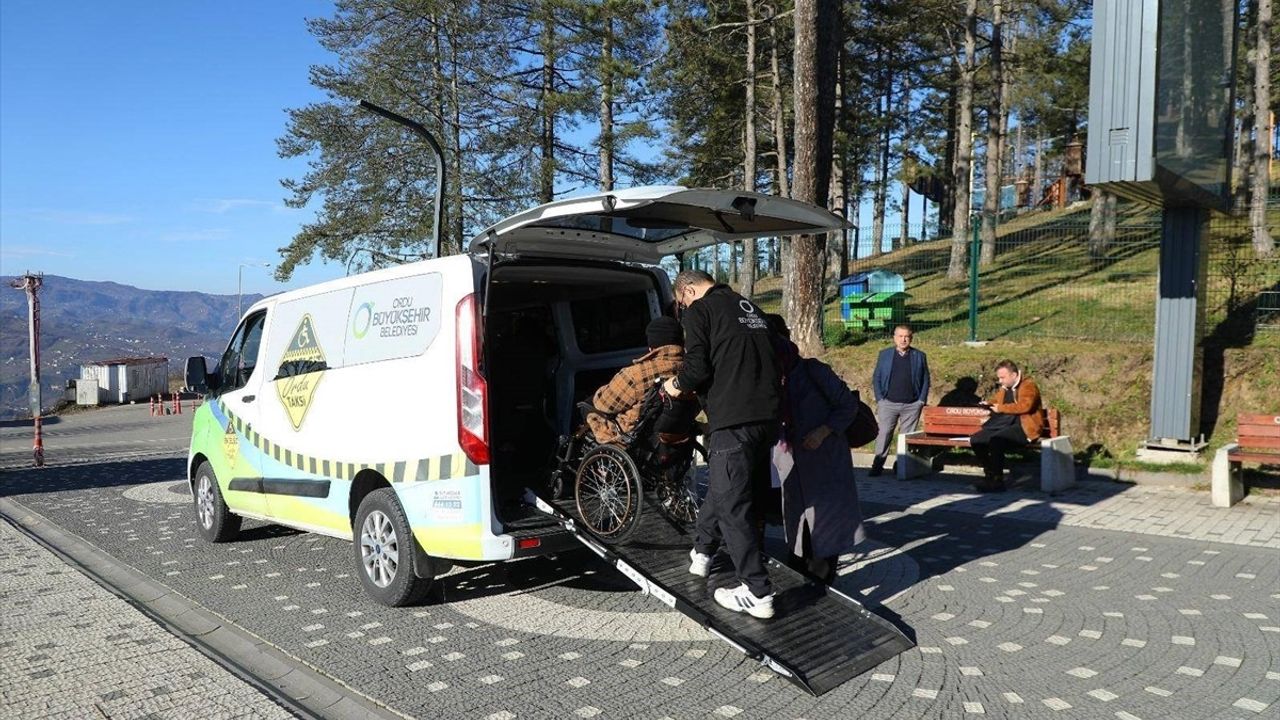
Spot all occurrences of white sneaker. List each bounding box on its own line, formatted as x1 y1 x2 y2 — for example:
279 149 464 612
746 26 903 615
689 549 712 577
714 583 775 619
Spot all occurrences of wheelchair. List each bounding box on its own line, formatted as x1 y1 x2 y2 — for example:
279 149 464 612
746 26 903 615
551 380 706 544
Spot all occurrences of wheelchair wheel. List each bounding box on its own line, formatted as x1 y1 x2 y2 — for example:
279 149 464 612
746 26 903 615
575 444 644 544
655 443 705 526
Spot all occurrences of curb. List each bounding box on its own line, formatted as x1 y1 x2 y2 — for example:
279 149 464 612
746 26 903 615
0 495 411 720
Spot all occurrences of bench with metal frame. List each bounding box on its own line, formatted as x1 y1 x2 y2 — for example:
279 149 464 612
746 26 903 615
896 405 1075 493
1211 413 1280 508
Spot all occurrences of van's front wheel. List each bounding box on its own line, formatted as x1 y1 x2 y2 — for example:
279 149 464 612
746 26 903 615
353 489 433 607
193 462 241 543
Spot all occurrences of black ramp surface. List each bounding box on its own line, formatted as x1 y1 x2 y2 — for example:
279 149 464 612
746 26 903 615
532 492 915 696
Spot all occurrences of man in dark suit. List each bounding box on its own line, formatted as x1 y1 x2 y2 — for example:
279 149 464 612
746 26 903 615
869 325 930 476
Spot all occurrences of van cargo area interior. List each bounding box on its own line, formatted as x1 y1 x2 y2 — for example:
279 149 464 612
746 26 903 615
484 262 663 523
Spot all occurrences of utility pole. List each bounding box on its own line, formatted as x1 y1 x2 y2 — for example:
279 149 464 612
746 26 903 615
11 273 45 467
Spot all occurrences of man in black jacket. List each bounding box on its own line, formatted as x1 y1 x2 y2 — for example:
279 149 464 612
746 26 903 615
663 270 780 619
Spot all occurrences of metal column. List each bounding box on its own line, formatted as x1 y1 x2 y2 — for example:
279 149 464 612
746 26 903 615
1147 206 1208 448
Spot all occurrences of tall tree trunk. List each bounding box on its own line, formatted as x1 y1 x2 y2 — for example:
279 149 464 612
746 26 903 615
432 16 450 254
1251 0 1274 256
742 0 759 298
599 10 614 191
449 22 464 255
871 65 890 257
840 178 851 277
1233 0 1256 214
941 59 958 233
898 73 912 250
771 15 789 199
1013 118 1023 193
772 12 791 307
850 183 862 260
788 0 839 356
1088 191 1117 258
539 5 556 204
980 0 1005 266
947 0 979 279
1033 128 1045 208
900 179 911 248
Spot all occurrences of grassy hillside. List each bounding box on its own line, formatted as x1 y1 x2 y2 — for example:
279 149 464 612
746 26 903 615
746 200 1280 465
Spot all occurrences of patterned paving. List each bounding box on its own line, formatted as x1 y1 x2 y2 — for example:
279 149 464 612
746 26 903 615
4 455 1277 719
1 405 1277 718
0 519 294 720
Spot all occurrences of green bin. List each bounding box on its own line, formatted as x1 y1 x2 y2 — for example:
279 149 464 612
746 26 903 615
841 291 911 331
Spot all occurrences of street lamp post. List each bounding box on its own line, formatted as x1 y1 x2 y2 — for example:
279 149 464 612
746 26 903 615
237 262 271 320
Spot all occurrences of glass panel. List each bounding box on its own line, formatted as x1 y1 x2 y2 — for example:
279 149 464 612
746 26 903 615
530 214 692 243
570 293 650 354
1153 0 1235 202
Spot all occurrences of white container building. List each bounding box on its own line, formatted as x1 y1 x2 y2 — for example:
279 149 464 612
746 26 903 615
79 357 169 405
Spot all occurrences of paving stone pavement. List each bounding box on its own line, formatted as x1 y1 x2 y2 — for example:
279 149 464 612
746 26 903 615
0 406 1277 719
857 473 1280 549
0 517 297 720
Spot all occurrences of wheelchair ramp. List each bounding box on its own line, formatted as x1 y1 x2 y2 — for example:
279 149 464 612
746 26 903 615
529 492 914 696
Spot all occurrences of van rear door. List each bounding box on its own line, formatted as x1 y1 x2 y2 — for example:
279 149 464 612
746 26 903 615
468 186 848 264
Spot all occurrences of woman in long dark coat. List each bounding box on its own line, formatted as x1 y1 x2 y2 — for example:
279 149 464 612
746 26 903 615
770 323 866 584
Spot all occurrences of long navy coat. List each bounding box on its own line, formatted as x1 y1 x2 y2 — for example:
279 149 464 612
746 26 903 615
781 359 867 560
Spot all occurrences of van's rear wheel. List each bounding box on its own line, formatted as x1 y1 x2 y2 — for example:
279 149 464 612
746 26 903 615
575 445 643 544
193 462 241 543
353 488 433 607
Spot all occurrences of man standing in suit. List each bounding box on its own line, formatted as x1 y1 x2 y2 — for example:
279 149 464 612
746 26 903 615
971 360 1045 492
869 325 930 476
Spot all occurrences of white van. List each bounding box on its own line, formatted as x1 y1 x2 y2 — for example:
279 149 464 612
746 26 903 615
185 186 844 606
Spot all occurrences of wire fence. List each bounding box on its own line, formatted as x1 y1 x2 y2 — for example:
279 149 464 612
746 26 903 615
818 196 1280 347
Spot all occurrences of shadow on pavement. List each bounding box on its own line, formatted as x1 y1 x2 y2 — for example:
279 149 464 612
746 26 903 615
0 416 62 428
0 457 186 496
437 549 638 605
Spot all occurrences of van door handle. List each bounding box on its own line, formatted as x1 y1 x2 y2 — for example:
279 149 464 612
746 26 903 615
242 395 256 403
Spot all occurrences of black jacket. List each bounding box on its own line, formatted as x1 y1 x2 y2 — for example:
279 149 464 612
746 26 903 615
674 285 781 431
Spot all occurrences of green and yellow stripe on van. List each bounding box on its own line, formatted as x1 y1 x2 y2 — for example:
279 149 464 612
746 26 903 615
216 400 480 484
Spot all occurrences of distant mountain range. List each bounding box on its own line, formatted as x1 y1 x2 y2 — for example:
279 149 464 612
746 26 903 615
0 275 264 419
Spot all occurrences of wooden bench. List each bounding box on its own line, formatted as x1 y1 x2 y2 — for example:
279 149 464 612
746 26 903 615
896 406 1075 493
1211 414 1280 508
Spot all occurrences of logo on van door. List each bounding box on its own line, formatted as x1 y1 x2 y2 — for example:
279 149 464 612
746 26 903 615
275 314 327 430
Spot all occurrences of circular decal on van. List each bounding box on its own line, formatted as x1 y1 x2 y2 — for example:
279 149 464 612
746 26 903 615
352 302 374 339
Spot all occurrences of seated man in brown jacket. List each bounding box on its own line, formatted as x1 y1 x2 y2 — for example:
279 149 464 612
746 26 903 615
971 359 1044 492
586 317 685 445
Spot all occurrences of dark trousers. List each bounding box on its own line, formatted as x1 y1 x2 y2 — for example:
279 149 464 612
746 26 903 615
694 422 777 598
970 416 1029 480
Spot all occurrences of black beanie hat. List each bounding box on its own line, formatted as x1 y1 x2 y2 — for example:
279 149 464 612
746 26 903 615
646 316 684 348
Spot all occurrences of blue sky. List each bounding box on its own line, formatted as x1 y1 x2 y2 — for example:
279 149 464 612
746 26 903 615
1 1 934 297
1 1 337 295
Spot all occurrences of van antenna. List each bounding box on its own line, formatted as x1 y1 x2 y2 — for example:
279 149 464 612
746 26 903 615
358 100 446 260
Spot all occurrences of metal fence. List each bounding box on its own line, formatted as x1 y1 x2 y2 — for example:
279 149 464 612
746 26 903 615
820 197 1280 347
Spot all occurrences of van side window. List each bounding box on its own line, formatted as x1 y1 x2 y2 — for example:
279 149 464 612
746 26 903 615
216 311 267 394
570 293 650 354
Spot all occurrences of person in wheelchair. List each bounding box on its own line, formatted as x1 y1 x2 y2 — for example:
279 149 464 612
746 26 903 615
585 316 687 445
559 317 702 542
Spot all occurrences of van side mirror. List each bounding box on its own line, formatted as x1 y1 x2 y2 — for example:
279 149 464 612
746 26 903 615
185 356 217 393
